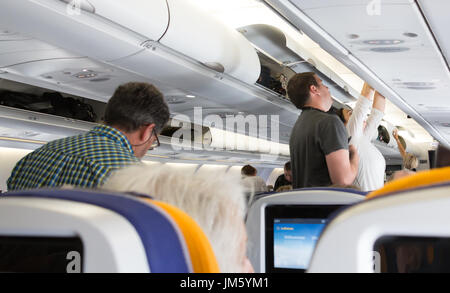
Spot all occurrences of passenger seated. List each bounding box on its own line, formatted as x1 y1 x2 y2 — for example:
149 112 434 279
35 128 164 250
240 165 268 194
390 169 416 181
103 164 254 273
273 161 292 192
275 185 293 192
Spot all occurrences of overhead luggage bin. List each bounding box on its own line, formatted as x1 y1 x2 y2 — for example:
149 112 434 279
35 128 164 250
0 0 164 61
79 0 169 42
0 0 260 85
158 0 261 85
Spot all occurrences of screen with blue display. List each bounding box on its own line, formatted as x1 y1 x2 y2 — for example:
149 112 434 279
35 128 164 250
273 219 326 270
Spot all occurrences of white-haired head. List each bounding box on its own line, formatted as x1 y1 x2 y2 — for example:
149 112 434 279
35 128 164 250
103 164 250 273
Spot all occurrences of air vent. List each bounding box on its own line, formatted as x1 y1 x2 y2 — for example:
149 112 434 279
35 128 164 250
403 32 418 38
394 81 437 90
369 47 410 53
73 71 97 79
166 97 187 105
347 34 360 40
363 40 404 45
426 106 450 111
89 77 111 82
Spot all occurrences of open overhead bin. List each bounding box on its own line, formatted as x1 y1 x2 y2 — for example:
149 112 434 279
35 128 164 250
159 0 261 84
239 23 355 104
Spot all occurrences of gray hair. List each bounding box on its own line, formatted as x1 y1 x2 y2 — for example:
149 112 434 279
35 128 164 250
104 82 170 133
102 164 248 273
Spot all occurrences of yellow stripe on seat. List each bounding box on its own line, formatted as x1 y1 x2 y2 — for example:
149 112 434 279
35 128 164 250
143 198 220 273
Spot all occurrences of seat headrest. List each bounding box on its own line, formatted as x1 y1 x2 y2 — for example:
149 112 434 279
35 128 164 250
145 199 220 273
4 188 192 273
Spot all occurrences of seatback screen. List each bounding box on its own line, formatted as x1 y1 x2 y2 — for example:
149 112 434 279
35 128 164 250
265 205 343 273
274 219 326 270
374 236 450 273
0 236 83 273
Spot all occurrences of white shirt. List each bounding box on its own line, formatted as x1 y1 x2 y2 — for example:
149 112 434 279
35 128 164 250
241 176 268 193
347 95 386 192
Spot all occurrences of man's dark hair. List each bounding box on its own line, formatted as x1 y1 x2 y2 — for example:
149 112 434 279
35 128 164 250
284 161 291 171
287 72 318 109
104 82 170 133
241 165 257 176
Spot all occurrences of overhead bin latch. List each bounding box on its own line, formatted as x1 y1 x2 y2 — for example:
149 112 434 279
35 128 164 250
140 40 157 51
59 0 95 15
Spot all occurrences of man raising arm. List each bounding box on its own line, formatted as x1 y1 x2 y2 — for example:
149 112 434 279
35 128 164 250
287 72 359 188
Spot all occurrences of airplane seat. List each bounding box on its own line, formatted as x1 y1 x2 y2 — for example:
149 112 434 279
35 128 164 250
246 187 366 273
0 188 218 273
308 182 450 273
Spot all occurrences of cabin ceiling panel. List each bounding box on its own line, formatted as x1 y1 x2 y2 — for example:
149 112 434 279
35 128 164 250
284 0 449 146
417 0 450 67
290 0 414 10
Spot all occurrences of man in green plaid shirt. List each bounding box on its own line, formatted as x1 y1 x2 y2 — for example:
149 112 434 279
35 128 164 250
7 82 170 191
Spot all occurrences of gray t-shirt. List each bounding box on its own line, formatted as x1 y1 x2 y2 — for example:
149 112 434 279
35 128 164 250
289 107 349 188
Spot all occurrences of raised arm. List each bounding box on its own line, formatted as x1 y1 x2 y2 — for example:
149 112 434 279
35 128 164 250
372 91 386 112
347 82 374 140
364 91 386 139
393 129 407 158
326 145 359 186
361 82 375 99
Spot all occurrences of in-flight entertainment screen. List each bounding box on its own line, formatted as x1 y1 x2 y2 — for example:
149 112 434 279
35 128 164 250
274 218 327 270
265 205 342 273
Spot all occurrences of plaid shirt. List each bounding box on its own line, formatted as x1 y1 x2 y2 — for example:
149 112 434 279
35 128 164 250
7 125 140 191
